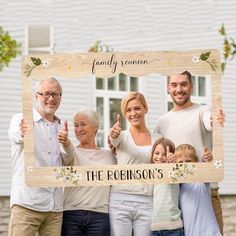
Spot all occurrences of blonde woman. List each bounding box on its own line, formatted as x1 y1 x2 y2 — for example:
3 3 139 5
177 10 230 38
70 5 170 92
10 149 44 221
109 92 160 236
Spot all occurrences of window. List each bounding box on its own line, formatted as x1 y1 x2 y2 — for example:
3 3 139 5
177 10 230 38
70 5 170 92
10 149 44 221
25 24 53 54
95 74 139 147
166 75 211 111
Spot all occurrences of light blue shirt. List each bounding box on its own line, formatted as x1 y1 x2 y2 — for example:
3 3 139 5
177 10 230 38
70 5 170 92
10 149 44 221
8 109 63 212
180 183 222 236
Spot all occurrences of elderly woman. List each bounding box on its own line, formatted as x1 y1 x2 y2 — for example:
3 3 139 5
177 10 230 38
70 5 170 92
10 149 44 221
58 108 116 236
109 92 160 236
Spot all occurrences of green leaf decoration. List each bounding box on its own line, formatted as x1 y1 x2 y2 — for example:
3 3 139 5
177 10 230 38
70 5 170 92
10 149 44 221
200 51 211 61
24 57 43 77
219 24 236 73
221 63 225 73
31 57 41 66
168 163 196 182
54 167 82 185
219 23 225 36
194 51 217 71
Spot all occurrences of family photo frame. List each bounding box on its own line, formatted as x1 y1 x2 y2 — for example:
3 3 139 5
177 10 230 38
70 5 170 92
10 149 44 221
22 49 224 187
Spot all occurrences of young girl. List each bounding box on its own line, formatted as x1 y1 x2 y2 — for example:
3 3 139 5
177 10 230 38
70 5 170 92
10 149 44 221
175 144 222 236
151 137 184 236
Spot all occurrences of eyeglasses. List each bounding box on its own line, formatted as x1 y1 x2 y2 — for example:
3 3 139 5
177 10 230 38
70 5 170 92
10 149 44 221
37 92 62 99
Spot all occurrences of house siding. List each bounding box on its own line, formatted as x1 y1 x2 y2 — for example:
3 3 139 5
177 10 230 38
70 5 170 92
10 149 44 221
0 0 235 232
143 74 166 132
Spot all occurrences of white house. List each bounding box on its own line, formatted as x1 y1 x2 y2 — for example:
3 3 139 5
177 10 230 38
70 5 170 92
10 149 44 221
0 0 236 234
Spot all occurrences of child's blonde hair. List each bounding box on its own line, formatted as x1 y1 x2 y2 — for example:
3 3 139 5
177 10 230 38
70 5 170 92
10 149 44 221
151 137 175 163
175 144 198 162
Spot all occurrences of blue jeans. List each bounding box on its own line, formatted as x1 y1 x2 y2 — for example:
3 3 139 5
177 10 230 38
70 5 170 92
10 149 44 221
61 210 110 236
109 193 152 236
151 228 184 236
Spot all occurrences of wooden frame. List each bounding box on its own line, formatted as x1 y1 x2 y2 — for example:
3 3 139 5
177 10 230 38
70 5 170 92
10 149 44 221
22 49 224 187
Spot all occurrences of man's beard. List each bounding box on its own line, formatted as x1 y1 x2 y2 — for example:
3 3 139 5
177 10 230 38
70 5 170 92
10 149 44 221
172 93 190 106
37 102 57 115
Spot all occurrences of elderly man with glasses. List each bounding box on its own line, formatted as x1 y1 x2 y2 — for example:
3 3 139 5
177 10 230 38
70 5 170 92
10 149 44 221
8 77 64 236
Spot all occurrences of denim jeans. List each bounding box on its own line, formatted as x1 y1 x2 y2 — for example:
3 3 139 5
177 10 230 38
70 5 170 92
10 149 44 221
61 210 110 236
151 228 184 236
109 193 152 236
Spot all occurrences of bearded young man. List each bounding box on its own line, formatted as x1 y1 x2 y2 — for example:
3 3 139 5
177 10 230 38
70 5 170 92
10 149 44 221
154 71 224 235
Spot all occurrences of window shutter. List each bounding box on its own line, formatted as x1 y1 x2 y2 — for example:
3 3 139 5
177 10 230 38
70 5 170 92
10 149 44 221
26 24 53 54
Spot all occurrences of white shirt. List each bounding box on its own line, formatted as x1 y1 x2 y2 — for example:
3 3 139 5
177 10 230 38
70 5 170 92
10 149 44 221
155 104 212 160
63 145 116 213
110 130 160 196
151 184 183 231
8 109 63 212
154 104 218 189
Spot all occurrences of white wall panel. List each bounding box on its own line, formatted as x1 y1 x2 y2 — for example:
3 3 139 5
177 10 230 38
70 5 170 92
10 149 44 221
0 0 235 195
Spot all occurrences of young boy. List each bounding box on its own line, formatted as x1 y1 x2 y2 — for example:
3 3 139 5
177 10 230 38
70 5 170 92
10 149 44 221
175 144 222 236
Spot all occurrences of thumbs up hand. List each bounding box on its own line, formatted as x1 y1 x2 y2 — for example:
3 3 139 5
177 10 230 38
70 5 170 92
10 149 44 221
216 108 225 127
166 145 176 163
58 120 71 147
110 114 122 139
210 108 225 128
20 119 30 137
202 147 213 162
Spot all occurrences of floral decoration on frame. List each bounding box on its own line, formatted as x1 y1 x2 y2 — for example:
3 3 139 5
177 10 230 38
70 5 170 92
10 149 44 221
213 160 223 169
54 166 82 185
192 51 217 71
24 57 49 77
26 166 34 172
168 163 196 182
